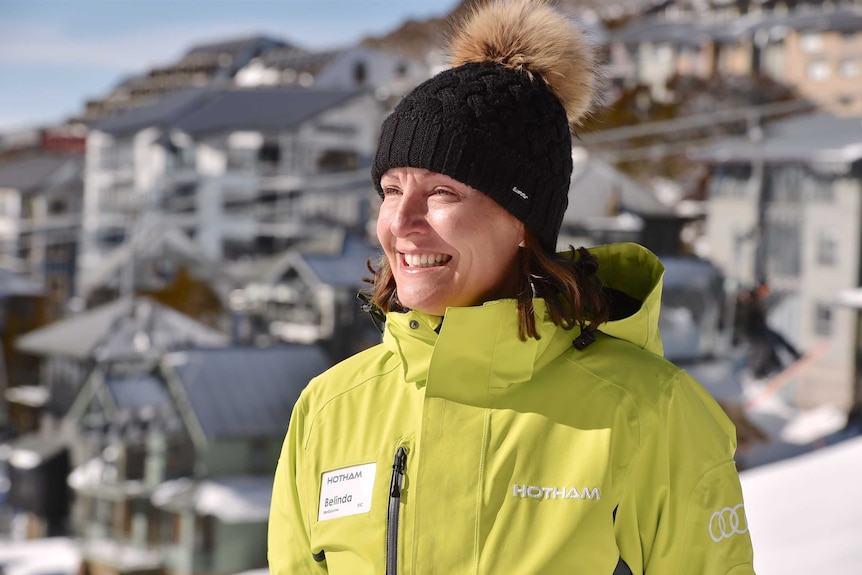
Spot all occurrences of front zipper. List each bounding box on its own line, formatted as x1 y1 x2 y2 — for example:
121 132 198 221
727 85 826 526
386 446 408 575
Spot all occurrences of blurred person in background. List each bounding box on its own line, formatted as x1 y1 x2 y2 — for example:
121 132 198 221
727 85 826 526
735 280 802 379
268 1 755 573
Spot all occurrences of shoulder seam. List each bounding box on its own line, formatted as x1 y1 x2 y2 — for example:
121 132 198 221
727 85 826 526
302 357 402 450
562 350 681 445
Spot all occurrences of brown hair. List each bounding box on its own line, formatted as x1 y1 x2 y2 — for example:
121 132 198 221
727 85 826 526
363 231 609 341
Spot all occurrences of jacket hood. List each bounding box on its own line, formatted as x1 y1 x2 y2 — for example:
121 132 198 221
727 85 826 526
585 242 665 356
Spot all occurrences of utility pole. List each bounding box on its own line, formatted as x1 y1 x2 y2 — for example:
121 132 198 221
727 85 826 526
748 114 767 283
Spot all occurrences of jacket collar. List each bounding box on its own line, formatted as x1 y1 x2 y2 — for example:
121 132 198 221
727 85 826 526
379 243 666 387
383 299 575 388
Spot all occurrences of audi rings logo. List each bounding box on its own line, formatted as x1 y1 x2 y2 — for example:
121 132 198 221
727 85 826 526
709 503 748 543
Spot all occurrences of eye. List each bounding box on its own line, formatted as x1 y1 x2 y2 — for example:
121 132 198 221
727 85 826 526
382 186 401 197
432 187 455 196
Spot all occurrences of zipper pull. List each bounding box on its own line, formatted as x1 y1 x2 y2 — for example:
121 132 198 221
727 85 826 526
389 446 407 498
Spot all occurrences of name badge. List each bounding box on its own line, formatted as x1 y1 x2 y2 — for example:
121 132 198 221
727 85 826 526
318 462 376 521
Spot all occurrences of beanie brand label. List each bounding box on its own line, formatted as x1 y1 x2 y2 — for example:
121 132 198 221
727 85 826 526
318 462 376 521
512 186 529 200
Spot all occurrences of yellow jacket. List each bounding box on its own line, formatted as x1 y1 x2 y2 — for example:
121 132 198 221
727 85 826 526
268 243 756 574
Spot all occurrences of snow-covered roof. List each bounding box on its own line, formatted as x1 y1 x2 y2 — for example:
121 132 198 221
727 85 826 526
741 435 862 573
151 475 272 523
15 296 227 360
0 153 81 194
68 457 148 497
694 113 862 165
565 149 671 223
4 433 66 471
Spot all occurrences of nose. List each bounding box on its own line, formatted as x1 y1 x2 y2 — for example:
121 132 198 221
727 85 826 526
388 190 428 238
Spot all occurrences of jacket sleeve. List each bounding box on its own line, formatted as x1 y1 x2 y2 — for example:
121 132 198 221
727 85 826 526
615 370 756 575
268 396 327 574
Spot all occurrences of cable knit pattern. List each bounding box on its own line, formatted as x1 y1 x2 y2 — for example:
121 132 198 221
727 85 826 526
372 61 572 250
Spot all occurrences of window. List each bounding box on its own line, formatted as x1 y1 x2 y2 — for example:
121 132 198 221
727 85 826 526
94 498 112 532
99 143 134 171
317 149 359 172
228 132 263 172
112 500 132 537
709 164 753 199
77 494 92 521
248 438 270 474
816 230 837 266
227 147 258 172
807 60 830 81
764 221 802 278
195 515 214 551
839 59 859 77
814 303 833 336
259 140 281 174
163 183 196 214
810 171 834 202
100 181 133 213
168 142 196 171
764 166 804 204
164 512 180 544
800 32 823 53
97 227 126 249
48 198 68 215
147 505 161 545
353 61 368 85
223 239 256 260
0 191 20 218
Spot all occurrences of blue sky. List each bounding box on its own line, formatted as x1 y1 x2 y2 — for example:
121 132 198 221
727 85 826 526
0 0 458 132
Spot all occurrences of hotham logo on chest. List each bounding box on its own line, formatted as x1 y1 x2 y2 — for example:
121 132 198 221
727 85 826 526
512 483 601 500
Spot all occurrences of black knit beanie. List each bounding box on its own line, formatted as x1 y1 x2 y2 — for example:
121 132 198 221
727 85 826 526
370 0 599 253
372 61 573 251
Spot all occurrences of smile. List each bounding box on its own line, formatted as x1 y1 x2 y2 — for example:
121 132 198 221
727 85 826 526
401 253 452 268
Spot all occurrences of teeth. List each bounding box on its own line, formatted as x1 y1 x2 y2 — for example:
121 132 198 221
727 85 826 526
403 253 451 268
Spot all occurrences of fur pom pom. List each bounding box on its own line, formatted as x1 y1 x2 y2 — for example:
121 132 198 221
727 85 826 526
448 0 600 127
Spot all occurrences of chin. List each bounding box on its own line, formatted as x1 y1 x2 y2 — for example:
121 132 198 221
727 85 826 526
396 293 449 315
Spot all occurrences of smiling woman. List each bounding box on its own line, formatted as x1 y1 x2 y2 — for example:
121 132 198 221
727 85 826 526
376 168 524 316
268 1 756 574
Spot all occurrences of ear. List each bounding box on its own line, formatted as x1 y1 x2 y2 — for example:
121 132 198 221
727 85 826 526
516 222 526 248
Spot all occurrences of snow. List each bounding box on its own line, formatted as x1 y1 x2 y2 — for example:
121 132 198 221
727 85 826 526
82 539 162 570
233 569 269 575
836 287 862 309
0 537 81 575
4 386 49 407
8 449 41 470
779 404 848 445
152 475 272 523
741 435 862 574
67 457 146 496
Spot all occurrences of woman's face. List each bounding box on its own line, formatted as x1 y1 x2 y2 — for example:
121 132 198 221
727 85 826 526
377 167 525 316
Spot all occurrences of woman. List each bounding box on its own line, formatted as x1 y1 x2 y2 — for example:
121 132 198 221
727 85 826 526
268 1 756 573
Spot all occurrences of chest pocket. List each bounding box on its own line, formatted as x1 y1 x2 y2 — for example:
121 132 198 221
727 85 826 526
308 438 414 575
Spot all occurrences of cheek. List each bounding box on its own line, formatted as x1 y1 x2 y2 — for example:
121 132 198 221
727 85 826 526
376 209 392 244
